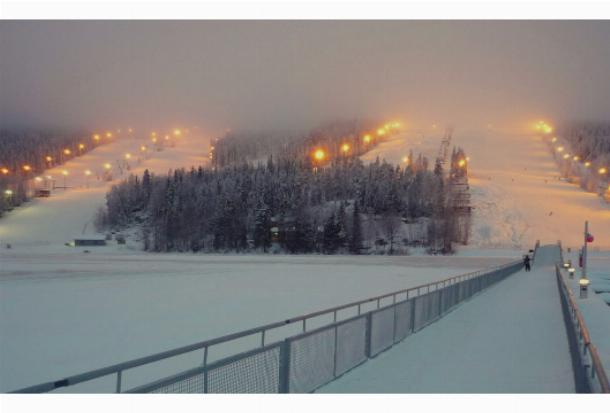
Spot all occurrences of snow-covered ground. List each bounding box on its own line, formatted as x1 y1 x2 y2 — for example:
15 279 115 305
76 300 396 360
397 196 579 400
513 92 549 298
0 251 515 392
319 245 575 393
364 125 610 250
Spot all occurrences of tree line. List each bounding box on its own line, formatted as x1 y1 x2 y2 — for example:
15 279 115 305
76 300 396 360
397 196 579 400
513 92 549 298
98 152 468 254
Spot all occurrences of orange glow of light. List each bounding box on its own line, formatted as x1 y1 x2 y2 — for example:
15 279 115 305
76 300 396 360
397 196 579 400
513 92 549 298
128 128 133 133
313 149 326 162
458 159 467 168
84 169 92 176
61 169 69 176
64 149 72 155
563 154 570 159
551 137 557 143
125 153 132 160
363 134 372 144
45 156 53 162
341 143 350 153
152 137 158 143
93 134 100 141
377 128 386 136
22 165 32 172
584 162 591 167
573 156 580 161
106 132 113 138
402 156 410 164
164 135 170 141
173 129 182 136
1 167 9 175
78 143 85 150
103 163 112 170
599 167 607 175
556 146 564 153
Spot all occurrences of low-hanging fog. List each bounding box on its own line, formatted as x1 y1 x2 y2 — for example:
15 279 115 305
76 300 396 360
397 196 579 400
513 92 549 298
1 20 610 133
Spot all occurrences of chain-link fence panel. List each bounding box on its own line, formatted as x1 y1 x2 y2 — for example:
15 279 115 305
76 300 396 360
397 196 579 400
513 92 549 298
370 306 395 356
393 300 413 343
288 327 335 393
149 369 205 393
334 316 367 377
206 344 281 393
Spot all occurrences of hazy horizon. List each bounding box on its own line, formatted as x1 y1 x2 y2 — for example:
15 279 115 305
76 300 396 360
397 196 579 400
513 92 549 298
2 21 610 133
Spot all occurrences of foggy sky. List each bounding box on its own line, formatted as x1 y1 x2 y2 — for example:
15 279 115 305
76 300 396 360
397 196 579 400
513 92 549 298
1 21 610 133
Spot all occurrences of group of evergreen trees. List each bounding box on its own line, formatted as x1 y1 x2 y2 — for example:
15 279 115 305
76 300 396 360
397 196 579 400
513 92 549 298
0 129 103 215
99 153 465 254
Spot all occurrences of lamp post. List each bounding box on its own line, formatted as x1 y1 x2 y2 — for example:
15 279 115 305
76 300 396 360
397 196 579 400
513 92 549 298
580 221 593 299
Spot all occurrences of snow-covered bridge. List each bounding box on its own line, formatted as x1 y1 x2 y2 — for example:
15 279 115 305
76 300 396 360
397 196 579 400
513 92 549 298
320 244 575 393
12 243 608 394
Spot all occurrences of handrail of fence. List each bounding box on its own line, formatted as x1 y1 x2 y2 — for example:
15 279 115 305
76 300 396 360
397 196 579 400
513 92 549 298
13 258 524 394
555 263 610 393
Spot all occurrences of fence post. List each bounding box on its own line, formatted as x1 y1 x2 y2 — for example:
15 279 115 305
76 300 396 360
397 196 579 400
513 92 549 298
410 298 417 333
278 339 291 393
365 312 373 358
438 287 443 316
333 325 339 377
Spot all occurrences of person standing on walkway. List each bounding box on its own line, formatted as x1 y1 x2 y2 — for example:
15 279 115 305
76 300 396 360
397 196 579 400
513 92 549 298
523 254 531 272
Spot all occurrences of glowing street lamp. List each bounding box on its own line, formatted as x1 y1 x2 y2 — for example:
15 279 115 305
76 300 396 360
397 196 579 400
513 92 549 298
363 134 372 144
313 149 326 162
340 143 350 154
22 165 32 172
599 167 607 175
551 137 557 143
458 159 467 168
93 134 101 142
402 156 410 165
106 132 113 138
573 156 580 161
173 129 182 137
140 145 147 152
4 189 13 196
78 143 85 151
64 149 71 156
61 169 69 189
125 153 132 160
1 167 9 175
563 154 570 160
584 161 591 168
103 163 112 170
84 169 92 188
377 128 386 136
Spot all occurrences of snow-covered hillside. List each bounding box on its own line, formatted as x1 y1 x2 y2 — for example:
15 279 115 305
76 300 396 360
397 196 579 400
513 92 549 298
365 125 610 250
0 130 209 249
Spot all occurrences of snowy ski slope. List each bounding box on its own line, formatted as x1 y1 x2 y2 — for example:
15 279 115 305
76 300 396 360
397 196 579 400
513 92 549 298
363 125 610 250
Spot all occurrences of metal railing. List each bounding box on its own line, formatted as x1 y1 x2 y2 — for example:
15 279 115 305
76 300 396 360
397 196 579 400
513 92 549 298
13 259 524 394
555 263 610 393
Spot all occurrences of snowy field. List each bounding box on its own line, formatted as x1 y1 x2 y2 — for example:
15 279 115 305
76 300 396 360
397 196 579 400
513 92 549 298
0 251 516 392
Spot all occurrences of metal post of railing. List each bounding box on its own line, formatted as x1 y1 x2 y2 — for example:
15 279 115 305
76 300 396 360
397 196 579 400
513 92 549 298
333 325 339 377
261 330 266 347
278 339 291 393
302 319 306 333
364 312 373 358
410 298 416 333
116 370 122 393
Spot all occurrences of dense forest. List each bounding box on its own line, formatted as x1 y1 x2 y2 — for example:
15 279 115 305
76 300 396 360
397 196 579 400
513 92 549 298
0 129 113 215
98 148 470 255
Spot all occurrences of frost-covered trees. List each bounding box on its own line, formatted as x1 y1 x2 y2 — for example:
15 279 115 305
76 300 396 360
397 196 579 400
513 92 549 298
101 151 465 254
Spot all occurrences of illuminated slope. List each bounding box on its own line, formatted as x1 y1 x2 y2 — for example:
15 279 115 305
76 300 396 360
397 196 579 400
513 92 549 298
0 131 209 249
363 125 610 250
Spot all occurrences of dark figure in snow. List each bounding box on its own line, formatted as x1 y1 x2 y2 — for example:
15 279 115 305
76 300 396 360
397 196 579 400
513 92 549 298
523 255 531 272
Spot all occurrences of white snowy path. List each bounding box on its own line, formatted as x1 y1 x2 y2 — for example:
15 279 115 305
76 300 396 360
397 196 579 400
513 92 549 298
320 245 575 393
